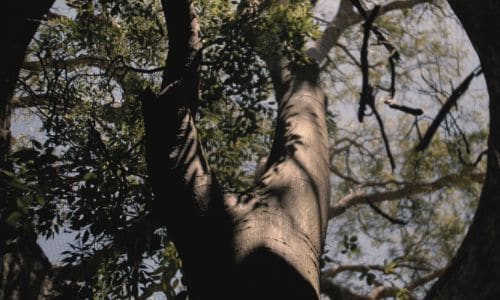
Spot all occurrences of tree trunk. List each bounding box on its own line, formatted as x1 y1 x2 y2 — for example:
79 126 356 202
0 222 54 300
0 1 53 160
426 1 500 299
0 2 55 299
224 62 330 300
141 1 330 299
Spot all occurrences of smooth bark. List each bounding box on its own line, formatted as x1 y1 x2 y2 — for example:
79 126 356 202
225 62 330 299
141 0 330 299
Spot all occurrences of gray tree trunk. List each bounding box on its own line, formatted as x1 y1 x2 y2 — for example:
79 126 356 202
141 1 330 299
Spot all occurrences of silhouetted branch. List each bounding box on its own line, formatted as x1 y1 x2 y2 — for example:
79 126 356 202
23 55 165 74
355 1 379 122
372 107 396 170
389 55 397 97
368 201 408 225
323 264 387 278
371 22 400 100
351 1 397 170
384 98 423 116
473 149 488 167
309 0 431 63
416 66 482 152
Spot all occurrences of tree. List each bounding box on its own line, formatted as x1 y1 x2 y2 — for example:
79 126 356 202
425 1 500 299
1 0 498 299
0 2 56 299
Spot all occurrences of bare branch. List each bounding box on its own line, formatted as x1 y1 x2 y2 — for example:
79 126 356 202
23 55 165 74
416 66 482 152
356 2 379 122
372 106 396 170
368 201 408 225
384 98 424 116
307 0 432 63
322 264 386 278
329 170 485 218
407 269 444 290
367 269 444 299
320 277 371 300
349 1 396 170
321 265 444 300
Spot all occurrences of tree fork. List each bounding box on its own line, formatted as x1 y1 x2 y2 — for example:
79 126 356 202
142 0 331 298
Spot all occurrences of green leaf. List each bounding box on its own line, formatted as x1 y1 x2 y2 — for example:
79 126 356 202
0 169 16 178
9 180 31 192
172 278 179 289
6 211 22 226
36 195 45 205
384 261 398 274
83 172 98 181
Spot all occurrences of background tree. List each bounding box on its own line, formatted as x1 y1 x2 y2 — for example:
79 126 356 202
0 2 56 299
426 1 500 298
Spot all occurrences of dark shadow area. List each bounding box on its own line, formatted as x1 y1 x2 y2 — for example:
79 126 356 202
228 247 318 300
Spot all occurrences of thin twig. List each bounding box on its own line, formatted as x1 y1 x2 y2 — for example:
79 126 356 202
372 107 396 170
368 201 408 225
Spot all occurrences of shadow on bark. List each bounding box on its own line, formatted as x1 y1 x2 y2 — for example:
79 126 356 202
228 247 318 300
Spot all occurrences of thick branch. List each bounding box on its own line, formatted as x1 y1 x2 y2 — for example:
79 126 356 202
307 0 431 64
320 277 370 300
322 265 442 300
330 170 485 218
22 55 108 72
322 264 387 278
143 0 216 224
384 98 423 116
350 2 396 170
161 0 201 89
140 1 228 298
23 55 165 74
416 66 482 151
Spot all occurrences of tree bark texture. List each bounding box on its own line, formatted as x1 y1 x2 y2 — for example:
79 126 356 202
141 1 330 299
426 1 500 299
0 2 55 299
0 222 53 300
